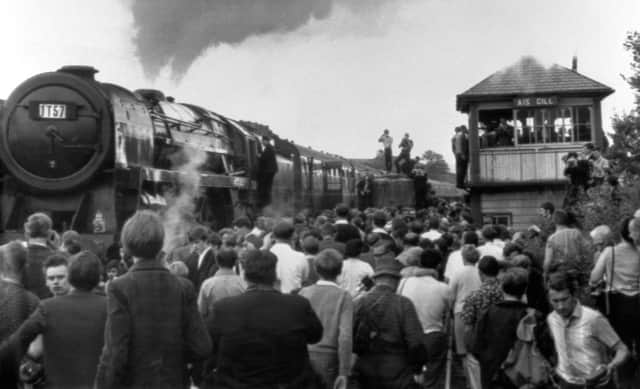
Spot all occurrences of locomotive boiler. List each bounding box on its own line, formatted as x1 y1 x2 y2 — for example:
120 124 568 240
0 65 259 246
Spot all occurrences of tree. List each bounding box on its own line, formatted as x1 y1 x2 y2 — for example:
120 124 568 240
421 150 451 180
576 31 640 233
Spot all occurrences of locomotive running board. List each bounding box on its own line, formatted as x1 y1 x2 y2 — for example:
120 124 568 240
137 167 251 189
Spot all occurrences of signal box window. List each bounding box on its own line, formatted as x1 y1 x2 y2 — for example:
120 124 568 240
479 106 592 148
483 213 512 226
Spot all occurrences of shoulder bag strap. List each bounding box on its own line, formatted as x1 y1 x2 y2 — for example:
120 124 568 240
608 244 615 292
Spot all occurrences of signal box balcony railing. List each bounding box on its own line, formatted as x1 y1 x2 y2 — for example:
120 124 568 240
471 144 580 186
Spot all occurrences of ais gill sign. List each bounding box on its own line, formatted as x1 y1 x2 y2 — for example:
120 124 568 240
513 96 558 107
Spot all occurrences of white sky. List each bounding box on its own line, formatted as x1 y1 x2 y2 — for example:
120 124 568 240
1 0 639 166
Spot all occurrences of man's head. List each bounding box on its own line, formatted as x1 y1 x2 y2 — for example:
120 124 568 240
241 249 277 286
462 230 479 247
121 211 164 260
372 211 387 228
590 225 612 251
538 202 555 219
420 248 442 270
461 244 480 265
68 251 102 292
335 204 350 219
262 136 271 146
0 241 28 282
383 129 389 135
233 217 252 237
273 221 295 243
216 248 238 269
501 267 529 299
372 259 402 288
427 216 440 231
314 249 343 281
553 209 570 227
478 256 499 281
345 238 363 258
24 212 52 240
481 225 498 241
188 225 209 253
547 270 579 319
301 235 320 256
44 254 70 297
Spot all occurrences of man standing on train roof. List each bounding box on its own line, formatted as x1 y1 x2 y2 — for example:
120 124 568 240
257 135 278 209
411 161 428 210
396 133 414 175
378 129 393 173
452 126 469 189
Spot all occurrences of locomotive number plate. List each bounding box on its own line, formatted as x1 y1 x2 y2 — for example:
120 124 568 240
38 104 67 119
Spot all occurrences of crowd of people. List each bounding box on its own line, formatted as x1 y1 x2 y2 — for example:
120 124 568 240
0 198 638 389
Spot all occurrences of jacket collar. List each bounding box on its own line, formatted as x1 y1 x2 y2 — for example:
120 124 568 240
130 259 168 272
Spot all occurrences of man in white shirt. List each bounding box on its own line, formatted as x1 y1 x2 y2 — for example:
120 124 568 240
378 129 393 173
477 225 504 261
270 221 309 293
444 231 478 283
399 249 452 388
420 216 442 242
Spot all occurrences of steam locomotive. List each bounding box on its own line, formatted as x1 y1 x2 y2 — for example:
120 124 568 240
0 66 460 248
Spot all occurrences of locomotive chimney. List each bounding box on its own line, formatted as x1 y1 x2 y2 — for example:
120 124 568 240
57 65 98 80
571 56 578 72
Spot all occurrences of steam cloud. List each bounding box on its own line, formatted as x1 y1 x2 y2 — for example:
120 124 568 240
161 147 207 254
129 0 389 79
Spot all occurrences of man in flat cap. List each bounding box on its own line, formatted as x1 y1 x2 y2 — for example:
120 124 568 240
350 260 426 388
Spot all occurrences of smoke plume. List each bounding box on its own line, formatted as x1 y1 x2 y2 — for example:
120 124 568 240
161 147 207 254
129 0 388 79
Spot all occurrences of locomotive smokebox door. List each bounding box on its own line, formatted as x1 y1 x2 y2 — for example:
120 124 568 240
0 67 113 193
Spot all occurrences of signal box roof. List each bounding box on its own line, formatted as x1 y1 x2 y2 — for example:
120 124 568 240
456 56 614 112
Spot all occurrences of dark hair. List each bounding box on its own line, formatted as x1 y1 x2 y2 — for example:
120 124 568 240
546 270 578 295
419 238 435 250
427 216 440 230
314 249 343 280
481 225 498 241
24 213 52 239
242 250 277 285
478 256 499 277
501 267 529 298
420 248 442 269
461 245 480 264
553 210 570 226
121 211 164 259
352 217 365 231
584 142 595 151
319 223 336 237
63 239 83 255
345 238 363 257
372 211 387 228
540 202 555 214
0 241 27 276
503 242 523 258
335 204 350 218
302 228 323 241
43 253 69 270
409 221 423 234
188 225 208 242
216 249 238 268
462 231 478 246
233 217 252 229
68 251 102 291
403 232 420 246
207 232 222 247
301 236 320 255
621 216 633 244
